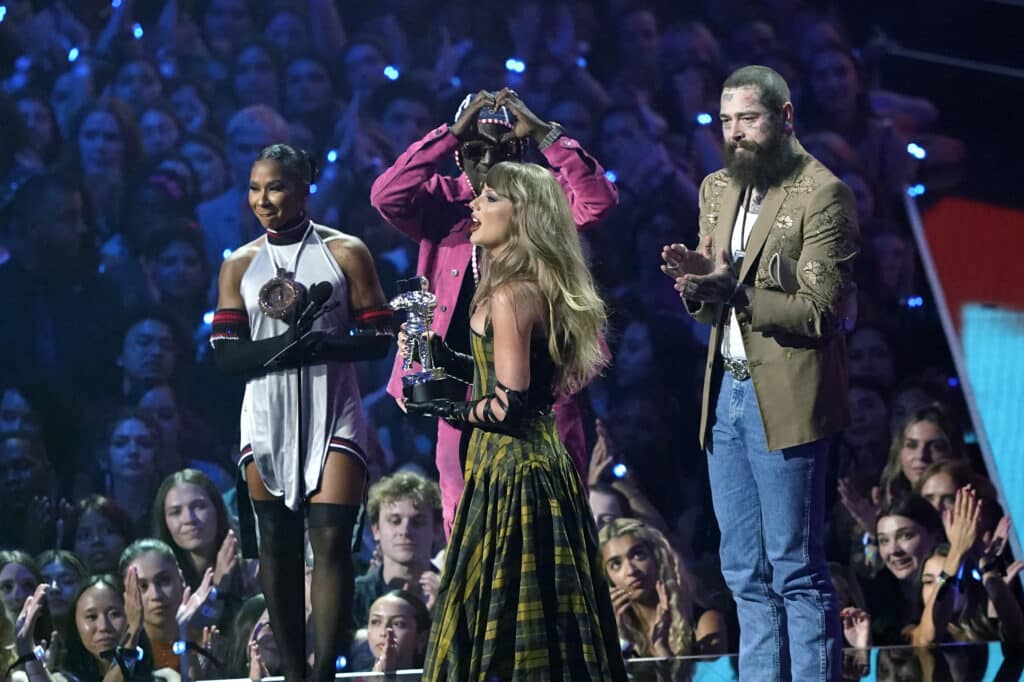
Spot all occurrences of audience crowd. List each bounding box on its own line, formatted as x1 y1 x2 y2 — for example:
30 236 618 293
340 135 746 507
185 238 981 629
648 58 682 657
0 0 1016 679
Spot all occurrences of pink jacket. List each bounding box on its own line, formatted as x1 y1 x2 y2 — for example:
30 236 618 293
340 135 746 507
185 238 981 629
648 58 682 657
371 124 617 403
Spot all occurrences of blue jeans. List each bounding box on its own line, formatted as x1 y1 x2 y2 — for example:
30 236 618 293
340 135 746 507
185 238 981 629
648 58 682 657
707 372 841 682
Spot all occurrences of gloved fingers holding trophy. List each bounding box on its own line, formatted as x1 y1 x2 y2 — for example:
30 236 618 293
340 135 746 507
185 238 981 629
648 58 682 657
389 276 469 407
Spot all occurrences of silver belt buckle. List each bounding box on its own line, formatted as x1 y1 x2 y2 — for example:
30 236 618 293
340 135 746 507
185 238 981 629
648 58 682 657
723 357 750 381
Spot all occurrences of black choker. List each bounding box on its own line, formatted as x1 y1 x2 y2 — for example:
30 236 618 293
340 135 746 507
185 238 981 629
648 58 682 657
266 216 311 245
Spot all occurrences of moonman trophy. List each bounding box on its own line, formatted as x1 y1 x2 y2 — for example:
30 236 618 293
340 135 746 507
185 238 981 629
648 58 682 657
389 276 467 403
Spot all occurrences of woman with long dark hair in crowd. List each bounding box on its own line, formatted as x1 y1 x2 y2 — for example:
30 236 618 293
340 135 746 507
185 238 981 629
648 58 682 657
70 495 135 575
211 142 392 682
35 550 88 644
62 576 134 682
864 494 944 644
152 469 246 605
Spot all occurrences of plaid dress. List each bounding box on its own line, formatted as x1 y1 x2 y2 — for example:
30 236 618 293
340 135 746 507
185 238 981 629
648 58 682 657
422 331 627 681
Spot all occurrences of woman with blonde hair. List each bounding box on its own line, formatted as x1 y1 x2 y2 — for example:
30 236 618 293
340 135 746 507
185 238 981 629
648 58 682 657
406 161 626 680
879 403 963 506
599 518 727 657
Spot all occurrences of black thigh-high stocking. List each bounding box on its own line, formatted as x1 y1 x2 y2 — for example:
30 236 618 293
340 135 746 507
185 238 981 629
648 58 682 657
252 500 308 682
306 502 360 682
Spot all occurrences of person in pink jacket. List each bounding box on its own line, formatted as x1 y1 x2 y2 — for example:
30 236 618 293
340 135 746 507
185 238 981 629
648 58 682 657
370 88 617 536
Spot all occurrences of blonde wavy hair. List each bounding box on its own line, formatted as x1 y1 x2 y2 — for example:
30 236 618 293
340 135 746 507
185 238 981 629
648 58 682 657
598 518 696 657
472 162 607 394
0 605 15 672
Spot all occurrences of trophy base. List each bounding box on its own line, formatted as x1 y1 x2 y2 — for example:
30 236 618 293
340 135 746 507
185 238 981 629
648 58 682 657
403 371 468 404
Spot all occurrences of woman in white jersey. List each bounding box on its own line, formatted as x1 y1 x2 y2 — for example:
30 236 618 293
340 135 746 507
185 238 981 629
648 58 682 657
210 143 392 682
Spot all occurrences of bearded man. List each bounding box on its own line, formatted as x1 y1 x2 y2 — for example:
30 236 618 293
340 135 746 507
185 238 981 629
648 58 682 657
662 65 859 682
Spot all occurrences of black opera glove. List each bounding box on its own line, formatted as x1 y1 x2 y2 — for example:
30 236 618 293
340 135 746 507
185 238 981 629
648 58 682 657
405 398 473 425
406 380 532 435
428 334 475 383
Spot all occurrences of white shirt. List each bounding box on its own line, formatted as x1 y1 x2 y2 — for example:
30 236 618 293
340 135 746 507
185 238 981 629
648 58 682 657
721 189 762 361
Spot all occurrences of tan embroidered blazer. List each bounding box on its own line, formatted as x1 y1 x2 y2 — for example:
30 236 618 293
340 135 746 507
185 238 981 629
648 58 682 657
689 140 860 451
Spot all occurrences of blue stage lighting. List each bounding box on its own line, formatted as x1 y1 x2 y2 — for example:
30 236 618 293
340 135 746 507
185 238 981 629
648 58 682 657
906 142 927 160
132 23 144 39
604 170 618 183
384 65 400 81
68 48 80 63
504 58 525 73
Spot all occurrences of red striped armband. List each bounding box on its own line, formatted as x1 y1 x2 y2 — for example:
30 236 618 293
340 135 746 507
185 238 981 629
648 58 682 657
210 308 250 345
352 305 394 332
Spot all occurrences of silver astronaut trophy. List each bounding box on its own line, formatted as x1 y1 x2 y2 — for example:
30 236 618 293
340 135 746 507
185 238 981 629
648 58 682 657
389 276 466 403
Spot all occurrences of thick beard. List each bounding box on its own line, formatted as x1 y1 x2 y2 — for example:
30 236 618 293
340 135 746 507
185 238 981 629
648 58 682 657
723 129 800 189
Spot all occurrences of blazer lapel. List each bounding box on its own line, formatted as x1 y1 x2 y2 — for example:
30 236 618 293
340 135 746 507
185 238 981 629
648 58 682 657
738 187 784 282
715 181 743 258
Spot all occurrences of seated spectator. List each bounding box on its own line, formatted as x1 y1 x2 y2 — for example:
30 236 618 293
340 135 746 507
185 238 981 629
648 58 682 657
62 575 146 682
0 173 124 401
152 469 247 605
350 590 431 673
179 133 230 203
229 40 283 113
281 52 342 156
63 98 141 244
16 91 61 169
140 227 211 339
139 105 182 160
367 79 436 165
880 403 964 505
111 58 164 116
0 387 44 435
118 538 215 675
111 310 190 404
221 594 281 681
841 402 965 536
0 93 43 213
136 384 232 492
89 409 165 533
830 562 872 649
354 472 442 622
798 45 916 198
1 383 78 497
909 486 1024 645
587 420 675 542
847 325 898 392
860 225 918 310
0 432 57 552
69 495 135 575
196 105 290 270
35 549 88 642
864 495 944 644
0 551 41 619
599 518 727 657
914 459 998 518
168 82 213 137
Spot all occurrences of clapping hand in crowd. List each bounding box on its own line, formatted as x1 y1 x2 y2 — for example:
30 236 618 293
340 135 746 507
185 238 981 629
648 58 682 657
177 567 216 635
837 478 881 536
944 485 982 560
212 530 239 592
649 580 674 658
418 571 440 611
840 607 872 649
372 626 399 673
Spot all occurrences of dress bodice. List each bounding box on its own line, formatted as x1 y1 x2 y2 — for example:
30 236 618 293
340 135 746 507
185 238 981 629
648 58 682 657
469 329 557 412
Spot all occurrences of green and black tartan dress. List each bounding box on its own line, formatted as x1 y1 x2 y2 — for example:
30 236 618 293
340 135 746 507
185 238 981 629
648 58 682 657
422 329 627 681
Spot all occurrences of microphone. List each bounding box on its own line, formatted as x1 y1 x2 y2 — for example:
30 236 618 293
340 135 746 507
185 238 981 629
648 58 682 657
295 281 333 335
263 282 333 367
